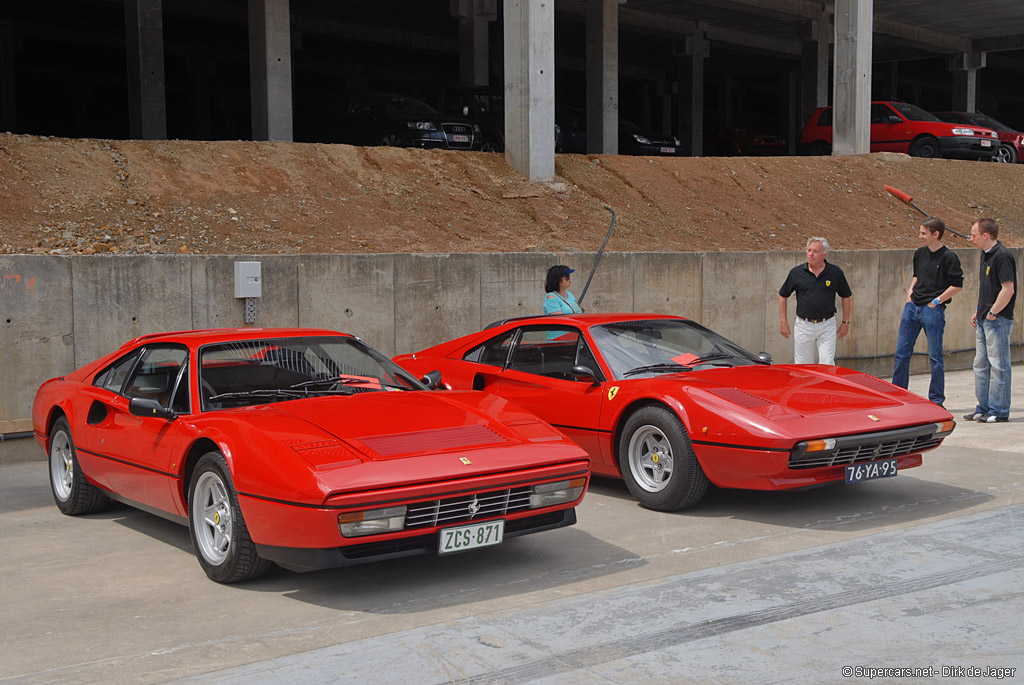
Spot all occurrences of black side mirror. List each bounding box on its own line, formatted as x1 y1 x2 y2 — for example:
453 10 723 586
571 365 600 385
888 115 901 124
129 397 177 420
757 352 773 364
421 370 443 390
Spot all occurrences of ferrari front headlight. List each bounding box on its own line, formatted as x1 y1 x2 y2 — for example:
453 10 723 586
338 506 407 537
529 478 586 508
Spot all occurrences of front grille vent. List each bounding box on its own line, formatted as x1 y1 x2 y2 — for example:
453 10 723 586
790 435 942 469
405 486 533 529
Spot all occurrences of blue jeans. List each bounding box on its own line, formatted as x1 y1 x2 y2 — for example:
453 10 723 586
974 316 1014 418
892 302 946 404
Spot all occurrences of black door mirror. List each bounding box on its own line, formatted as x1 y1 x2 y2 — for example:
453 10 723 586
421 370 443 390
571 365 600 385
757 352 773 364
129 397 177 420
888 115 901 124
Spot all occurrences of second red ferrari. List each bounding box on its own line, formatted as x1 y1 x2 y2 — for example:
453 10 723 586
396 314 955 511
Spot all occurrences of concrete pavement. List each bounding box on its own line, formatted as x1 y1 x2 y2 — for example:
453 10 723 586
1 365 1022 684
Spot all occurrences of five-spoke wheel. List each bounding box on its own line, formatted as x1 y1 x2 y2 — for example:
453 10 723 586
617 406 708 511
48 417 107 515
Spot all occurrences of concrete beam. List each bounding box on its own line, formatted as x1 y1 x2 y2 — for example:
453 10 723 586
832 0 871 156
585 0 621 154
124 0 167 140
684 0 825 21
872 16 970 54
974 34 1024 53
503 0 555 182
249 0 293 142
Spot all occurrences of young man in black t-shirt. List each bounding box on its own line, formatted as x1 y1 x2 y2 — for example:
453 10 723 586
966 218 1017 423
891 218 963 406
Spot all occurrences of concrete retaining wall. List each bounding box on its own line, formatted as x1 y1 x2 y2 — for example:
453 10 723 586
2 248 1022 427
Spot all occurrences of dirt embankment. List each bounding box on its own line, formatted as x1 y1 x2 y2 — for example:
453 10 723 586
1 132 1022 256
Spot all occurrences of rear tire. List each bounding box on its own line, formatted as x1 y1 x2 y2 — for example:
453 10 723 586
909 137 941 158
188 451 272 583
48 417 108 515
993 143 1017 164
617 406 709 511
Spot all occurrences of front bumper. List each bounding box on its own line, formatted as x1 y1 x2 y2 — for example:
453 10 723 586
255 508 576 572
939 135 997 160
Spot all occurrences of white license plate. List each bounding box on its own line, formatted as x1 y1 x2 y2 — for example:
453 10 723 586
660 146 676 153
438 520 504 554
845 458 898 484
981 140 992 147
452 134 470 143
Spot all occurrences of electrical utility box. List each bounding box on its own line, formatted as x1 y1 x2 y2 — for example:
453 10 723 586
234 261 262 298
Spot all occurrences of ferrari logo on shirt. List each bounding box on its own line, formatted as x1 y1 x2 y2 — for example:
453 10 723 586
825 280 831 287
986 266 991 275
608 386 619 401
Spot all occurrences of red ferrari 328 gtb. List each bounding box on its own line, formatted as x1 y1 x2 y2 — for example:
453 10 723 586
395 314 955 512
33 328 590 583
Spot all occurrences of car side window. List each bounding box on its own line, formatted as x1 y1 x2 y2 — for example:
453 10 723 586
463 331 516 368
509 328 584 381
93 351 142 394
123 345 189 410
871 103 895 124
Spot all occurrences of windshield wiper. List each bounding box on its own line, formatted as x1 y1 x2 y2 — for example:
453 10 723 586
290 377 377 390
687 353 735 366
207 388 310 401
623 363 692 377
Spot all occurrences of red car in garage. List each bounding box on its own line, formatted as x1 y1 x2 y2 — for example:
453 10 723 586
33 328 590 583
396 314 955 512
799 101 999 160
934 110 1024 164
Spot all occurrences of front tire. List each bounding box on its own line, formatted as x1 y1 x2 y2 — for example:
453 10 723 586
909 136 941 158
617 406 709 511
188 451 271 583
993 143 1018 164
48 417 108 515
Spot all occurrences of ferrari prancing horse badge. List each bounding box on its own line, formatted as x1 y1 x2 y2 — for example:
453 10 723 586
608 386 619 401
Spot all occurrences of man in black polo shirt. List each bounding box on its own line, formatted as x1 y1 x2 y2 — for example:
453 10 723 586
891 217 964 407
778 236 853 364
966 218 1016 423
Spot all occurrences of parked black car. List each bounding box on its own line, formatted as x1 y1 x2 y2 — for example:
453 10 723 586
339 93 480 150
556 108 681 156
440 85 504 152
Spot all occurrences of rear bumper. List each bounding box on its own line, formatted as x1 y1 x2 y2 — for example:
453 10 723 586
939 136 997 160
255 508 576 572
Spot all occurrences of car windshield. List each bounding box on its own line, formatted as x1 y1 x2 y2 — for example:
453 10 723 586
360 94 438 115
889 102 940 122
590 319 762 380
199 335 425 410
963 112 1009 131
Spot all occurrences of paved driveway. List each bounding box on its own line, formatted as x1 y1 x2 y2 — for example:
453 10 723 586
2 367 1021 684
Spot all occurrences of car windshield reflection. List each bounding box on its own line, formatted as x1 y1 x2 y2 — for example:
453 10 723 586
591 320 762 380
199 336 424 410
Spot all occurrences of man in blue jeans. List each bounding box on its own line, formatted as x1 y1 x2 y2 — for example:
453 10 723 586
966 218 1017 423
892 218 963 406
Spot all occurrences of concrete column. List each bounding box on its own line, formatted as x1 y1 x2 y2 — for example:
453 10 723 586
249 0 293 142
951 52 986 112
585 0 620 154
799 14 830 129
676 26 708 157
124 0 167 140
832 0 871 155
503 0 555 182
452 0 496 86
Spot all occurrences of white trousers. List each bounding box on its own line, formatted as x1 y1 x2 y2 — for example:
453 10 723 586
793 317 837 365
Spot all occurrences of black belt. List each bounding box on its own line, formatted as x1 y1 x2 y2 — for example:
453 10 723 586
799 315 834 324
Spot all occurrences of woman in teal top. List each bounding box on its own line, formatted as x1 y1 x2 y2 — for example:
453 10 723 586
543 265 584 314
